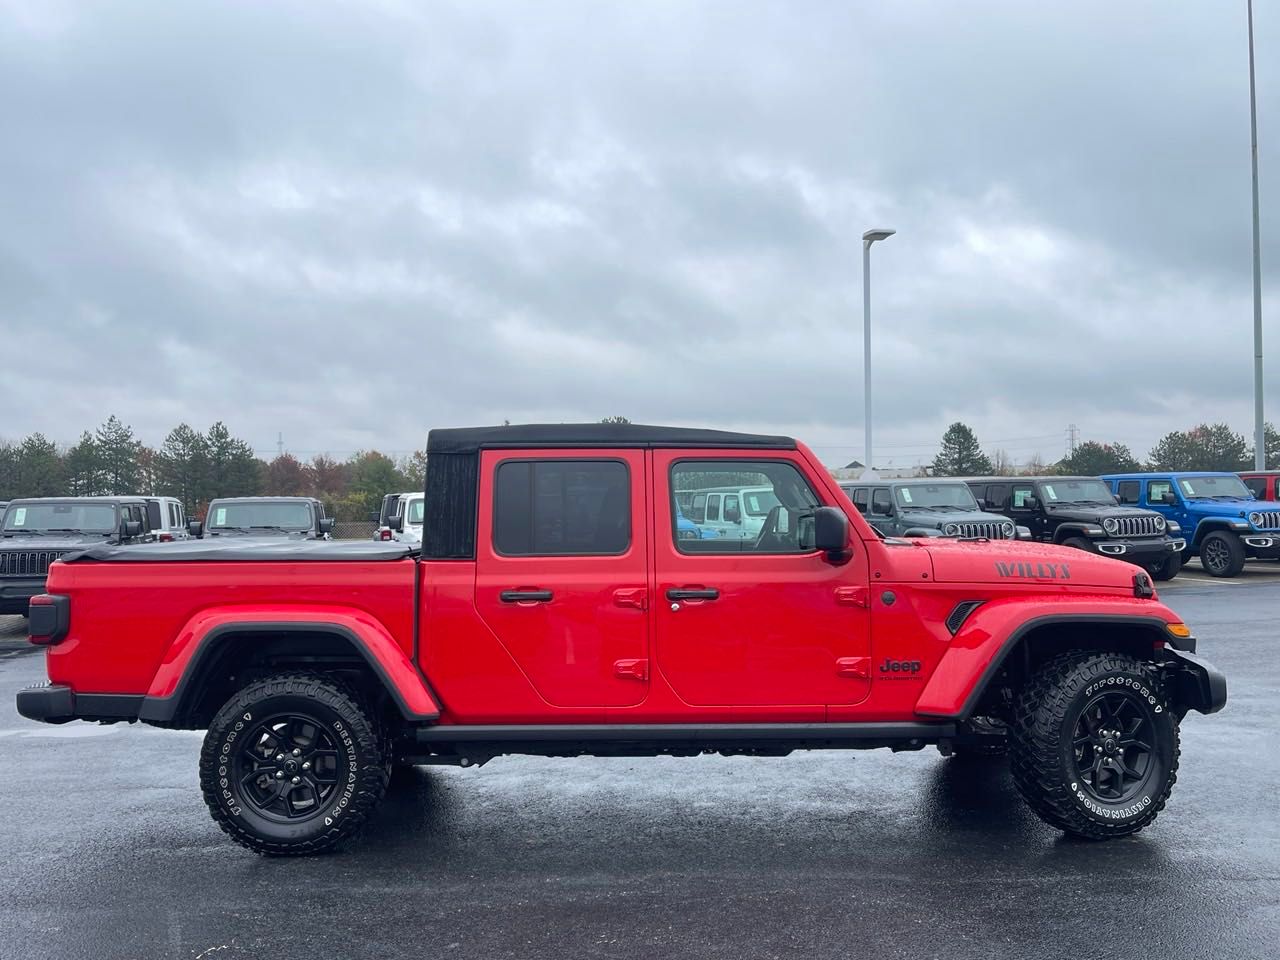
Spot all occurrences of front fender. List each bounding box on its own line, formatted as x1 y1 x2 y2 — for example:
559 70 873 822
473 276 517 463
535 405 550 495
914 596 1181 719
137 605 440 723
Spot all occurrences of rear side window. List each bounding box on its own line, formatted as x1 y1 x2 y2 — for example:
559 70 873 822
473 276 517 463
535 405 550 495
493 460 630 556
983 484 1009 510
1116 480 1140 505
1244 477 1266 498
146 501 162 530
849 488 869 514
706 495 720 522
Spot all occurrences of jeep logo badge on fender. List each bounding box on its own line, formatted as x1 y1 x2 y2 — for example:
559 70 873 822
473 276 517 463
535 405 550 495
879 658 922 674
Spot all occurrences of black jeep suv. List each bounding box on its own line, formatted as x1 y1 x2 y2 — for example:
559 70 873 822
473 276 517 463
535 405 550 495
0 496 152 614
964 476 1187 580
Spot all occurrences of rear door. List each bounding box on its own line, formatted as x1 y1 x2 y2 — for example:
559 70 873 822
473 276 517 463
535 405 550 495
654 451 871 707
474 449 650 707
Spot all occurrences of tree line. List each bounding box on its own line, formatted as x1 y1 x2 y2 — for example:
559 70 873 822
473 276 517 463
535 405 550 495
0 416 426 522
930 421 1280 477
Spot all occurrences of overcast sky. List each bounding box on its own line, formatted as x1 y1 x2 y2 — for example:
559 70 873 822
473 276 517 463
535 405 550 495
1 1 1277 468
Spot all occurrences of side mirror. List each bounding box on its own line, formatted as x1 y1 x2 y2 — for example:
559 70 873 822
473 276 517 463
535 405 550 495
813 506 850 561
976 498 988 510
120 520 142 540
1021 496 1039 511
1161 492 1177 505
319 518 336 535
871 500 892 517
187 519 203 538
723 506 741 524
387 515 403 533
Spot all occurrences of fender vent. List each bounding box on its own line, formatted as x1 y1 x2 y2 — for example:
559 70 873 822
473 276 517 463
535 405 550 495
945 600 985 635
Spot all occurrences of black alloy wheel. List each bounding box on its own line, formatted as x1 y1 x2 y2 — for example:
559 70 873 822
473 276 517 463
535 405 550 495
1199 530 1245 578
234 714 342 822
1071 689 1157 805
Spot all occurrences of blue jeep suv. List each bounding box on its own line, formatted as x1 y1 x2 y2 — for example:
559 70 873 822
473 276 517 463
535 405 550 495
1101 472 1280 577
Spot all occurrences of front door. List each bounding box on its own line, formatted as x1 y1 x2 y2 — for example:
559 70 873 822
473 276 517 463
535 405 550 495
654 452 871 707
474 449 650 707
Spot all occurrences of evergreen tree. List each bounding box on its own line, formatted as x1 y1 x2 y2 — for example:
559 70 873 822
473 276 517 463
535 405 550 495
347 451 406 516
0 442 17 500
64 431 106 496
931 422 993 476
1149 423 1249 471
1057 440 1141 476
205 422 262 498
157 423 211 511
95 415 141 494
15 433 63 496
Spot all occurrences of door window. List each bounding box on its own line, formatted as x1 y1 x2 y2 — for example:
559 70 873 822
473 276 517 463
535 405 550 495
1010 485 1036 510
1147 480 1174 506
1244 477 1266 498
871 488 893 516
983 484 1010 510
671 461 818 554
493 459 630 556
1116 481 1140 505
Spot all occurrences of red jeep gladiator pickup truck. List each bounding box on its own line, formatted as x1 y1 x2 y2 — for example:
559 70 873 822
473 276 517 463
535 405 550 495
17 424 1226 855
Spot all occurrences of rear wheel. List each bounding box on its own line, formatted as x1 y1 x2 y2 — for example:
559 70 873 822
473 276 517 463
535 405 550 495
1009 652 1179 839
1198 530 1245 577
199 672 388 855
1149 553 1182 581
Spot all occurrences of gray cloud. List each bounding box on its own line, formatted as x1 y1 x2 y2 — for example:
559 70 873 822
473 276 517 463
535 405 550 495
1 0 1277 468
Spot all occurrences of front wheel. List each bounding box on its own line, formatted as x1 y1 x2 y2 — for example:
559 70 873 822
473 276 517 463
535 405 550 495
1060 536 1094 553
1199 530 1245 577
1009 652 1179 839
200 672 389 855
1149 552 1182 582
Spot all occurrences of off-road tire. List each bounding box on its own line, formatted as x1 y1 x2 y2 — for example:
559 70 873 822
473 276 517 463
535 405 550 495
1149 552 1182 582
200 672 388 856
1061 536 1094 553
1198 530 1245 577
1009 652 1179 840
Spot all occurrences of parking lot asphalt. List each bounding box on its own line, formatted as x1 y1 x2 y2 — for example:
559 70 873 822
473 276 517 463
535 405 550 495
1 573 1278 960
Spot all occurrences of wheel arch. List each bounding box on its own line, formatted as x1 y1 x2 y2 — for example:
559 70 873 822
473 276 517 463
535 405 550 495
138 617 440 729
1189 517 1239 548
916 612 1181 721
1051 523 1096 544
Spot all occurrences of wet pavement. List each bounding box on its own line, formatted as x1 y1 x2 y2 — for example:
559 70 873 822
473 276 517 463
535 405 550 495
0 578 1277 960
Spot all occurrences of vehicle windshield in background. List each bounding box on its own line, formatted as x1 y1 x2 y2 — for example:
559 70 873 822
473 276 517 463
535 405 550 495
742 489 780 517
1177 475 1254 500
406 499 425 524
895 483 978 511
1039 479 1117 505
208 502 313 531
2 502 117 534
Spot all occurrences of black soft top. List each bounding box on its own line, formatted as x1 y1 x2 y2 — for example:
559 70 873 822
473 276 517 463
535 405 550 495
427 423 795 455
60 540 415 563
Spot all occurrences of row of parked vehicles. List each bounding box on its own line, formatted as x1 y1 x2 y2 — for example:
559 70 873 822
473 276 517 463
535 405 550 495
0 495 334 614
834 469 1280 580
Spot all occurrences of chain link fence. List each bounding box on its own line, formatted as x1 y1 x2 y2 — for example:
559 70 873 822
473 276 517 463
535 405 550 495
332 520 378 541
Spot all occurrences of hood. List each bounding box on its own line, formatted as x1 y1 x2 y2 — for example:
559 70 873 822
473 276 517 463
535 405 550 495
1183 499 1259 518
0 532 117 549
922 537 1142 590
902 508 1011 528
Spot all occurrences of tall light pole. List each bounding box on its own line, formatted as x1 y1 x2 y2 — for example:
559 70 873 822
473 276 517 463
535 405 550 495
862 228 895 478
1249 0 1266 469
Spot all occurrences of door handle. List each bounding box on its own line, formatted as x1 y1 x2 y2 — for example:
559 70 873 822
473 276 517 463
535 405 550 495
666 588 720 601
500 589 553 603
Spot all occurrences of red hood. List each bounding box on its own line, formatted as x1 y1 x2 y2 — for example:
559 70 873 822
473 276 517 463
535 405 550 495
920 537 1142 590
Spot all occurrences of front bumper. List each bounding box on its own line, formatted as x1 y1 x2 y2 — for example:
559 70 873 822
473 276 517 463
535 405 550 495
1094 538 1186 559
0 578 45 614
1160 649 1228 716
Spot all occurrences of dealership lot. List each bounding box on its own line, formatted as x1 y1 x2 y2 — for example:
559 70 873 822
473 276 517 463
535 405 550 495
0 573 1277 960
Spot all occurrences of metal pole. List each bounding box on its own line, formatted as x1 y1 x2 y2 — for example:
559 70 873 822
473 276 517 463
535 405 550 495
1250 0 1266 469
863 240 873 476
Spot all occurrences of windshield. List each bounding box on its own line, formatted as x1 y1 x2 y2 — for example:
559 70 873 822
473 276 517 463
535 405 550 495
2 501 118 534
742 489 781 517
1177 475 1253 500
895 483 978 511
405 498 425 525
1039 479 1117 505
207 501 314 531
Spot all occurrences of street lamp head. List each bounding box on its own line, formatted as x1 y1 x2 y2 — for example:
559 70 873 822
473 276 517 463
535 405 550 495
863 228 896 245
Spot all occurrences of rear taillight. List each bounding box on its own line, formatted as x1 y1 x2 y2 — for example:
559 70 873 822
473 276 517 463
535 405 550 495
159 532 174 542
28 594 70 646
379 529 393 541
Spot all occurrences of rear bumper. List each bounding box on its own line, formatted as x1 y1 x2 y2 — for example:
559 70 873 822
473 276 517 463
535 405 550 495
0 578 45 614
16 685 142 724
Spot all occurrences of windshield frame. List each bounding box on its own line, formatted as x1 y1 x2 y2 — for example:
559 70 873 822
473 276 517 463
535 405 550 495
1176 474 1254 500
1 500 121 535
893 482 980 512
1037 479 1119 506
205 499 316 532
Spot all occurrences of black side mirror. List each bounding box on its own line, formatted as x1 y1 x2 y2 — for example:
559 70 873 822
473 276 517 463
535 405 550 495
1021 496 1039 511
120 520 142 540
1161 492 1177 505
319 518 336 535
187 519 203 538
871 500 892 517
724 506 741 524
814 506 850 561
976 498 988 510
388 515 404 533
